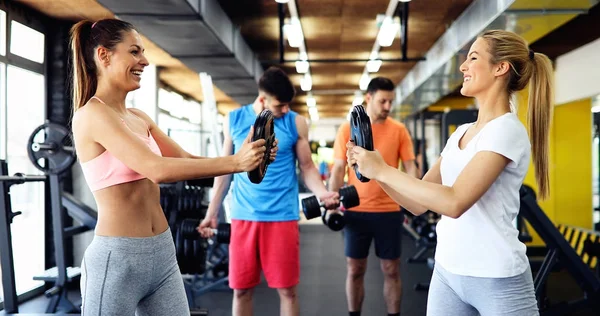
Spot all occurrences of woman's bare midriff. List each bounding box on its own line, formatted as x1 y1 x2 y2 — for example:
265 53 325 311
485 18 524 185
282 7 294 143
91 179 169 237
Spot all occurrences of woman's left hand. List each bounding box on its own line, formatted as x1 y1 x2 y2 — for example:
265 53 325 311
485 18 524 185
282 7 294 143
346 141 387 180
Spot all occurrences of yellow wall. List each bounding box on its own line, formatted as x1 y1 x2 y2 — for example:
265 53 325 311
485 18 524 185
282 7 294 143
515 89 593 246
554 99 593 228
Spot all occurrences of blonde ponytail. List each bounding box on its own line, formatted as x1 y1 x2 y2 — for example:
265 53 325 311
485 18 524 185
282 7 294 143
481 30 554 199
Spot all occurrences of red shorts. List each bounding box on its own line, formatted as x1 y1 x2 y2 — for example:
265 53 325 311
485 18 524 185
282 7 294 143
229 219 299 289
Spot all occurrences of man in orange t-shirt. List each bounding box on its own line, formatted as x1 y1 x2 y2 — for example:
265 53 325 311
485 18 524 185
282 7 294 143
330 77 418 316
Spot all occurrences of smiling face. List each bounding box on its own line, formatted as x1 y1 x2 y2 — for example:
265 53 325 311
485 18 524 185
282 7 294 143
97 30 149 92
460 37 514 99
459 37 500 98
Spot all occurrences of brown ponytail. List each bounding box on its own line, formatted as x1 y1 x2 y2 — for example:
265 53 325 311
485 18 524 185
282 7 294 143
68 19 136 111
481 30 554 199
69 20 96 111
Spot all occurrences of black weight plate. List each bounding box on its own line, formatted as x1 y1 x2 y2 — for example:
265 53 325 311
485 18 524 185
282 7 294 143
349 105 373 182
248 109 275 184
302 196 321 220
191 239 207 275
27 122 77 175
340 185 360 209
327 213 345 231
184 238 194 260
175 220 187 273
217 223 231 244
181 218 200 239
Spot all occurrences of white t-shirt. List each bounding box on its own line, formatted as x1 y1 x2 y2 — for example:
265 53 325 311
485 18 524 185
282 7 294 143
435 112 531 278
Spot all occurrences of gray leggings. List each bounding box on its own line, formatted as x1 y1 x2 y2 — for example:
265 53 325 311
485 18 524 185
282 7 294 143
427 263 539 316
80 228 190 316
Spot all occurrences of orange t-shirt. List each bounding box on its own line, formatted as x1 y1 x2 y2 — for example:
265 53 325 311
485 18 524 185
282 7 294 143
333 117 415 212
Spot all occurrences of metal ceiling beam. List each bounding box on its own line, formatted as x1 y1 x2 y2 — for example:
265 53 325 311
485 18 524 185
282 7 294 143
261 57 425 64
278 3 285 64
400 1 409 62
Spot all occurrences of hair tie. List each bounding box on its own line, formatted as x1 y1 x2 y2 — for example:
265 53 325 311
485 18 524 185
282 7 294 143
529 49 535 60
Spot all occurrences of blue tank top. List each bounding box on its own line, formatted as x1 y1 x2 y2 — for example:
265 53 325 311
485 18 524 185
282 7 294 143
229 104 299 222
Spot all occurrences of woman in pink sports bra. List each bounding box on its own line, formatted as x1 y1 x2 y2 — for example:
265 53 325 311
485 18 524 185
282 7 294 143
69 19 275 316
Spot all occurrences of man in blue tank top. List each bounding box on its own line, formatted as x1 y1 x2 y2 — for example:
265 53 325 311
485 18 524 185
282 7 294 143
198 67 338 316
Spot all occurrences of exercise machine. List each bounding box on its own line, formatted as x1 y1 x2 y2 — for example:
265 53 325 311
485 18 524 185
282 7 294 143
520 185 600 315
0 122 88 313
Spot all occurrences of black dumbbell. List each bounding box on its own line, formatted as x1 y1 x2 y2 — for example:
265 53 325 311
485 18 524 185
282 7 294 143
301 185 360 231
321 210 345 232
180 218 231 244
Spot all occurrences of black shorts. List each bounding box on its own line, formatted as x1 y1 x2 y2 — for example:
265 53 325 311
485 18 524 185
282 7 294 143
343 210 404 260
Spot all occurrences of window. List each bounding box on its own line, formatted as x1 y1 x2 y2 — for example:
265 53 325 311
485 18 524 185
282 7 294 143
6 65 46 297
0 62 5 160
126 65 158 122
0 10 6 56
158 113 202 156
9 21 44 64
0 4 47 304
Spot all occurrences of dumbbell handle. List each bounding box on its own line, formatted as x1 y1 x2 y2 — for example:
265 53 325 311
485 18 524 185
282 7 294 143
318 197 349 210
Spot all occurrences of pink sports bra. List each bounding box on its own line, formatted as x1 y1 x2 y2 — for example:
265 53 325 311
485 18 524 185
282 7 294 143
80 96 162 192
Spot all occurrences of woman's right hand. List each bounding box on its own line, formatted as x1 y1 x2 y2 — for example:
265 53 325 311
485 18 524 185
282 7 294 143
234 126 267 172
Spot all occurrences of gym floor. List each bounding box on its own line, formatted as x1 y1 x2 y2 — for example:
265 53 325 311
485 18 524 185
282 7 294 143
0 225 432 316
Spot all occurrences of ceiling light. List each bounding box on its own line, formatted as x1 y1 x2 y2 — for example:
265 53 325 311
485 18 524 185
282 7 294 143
295 60 309 73
398 0 411 2
306 93 316 107
284 18 303 48
366 59 382 73
275 0 290 3
359 73 370 91
377 16 400 47
301 73 312 91
309 107 319 121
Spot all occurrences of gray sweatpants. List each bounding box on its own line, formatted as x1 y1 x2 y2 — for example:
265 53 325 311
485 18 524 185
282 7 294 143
80 228 190 316
427 263 539 316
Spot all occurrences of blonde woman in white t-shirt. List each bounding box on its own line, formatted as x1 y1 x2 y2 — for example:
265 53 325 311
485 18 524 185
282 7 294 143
347 29 553 316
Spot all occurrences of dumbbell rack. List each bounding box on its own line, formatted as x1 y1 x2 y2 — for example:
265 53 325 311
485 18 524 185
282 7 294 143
0 160 81 313
160 180 231 311
183 204 232 309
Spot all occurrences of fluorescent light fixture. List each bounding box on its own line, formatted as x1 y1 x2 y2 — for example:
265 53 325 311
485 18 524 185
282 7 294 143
306 95 316 108
284 18 303 48
377 16 400 47
301 73 312 91
359 73 370 91
366 59 382 72
399 0 411 2
295 60 309 73
276 0 289 3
